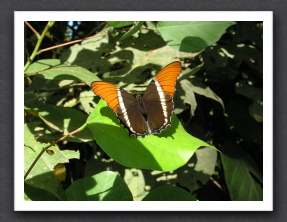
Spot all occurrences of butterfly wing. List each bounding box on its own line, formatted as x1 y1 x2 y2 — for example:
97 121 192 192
91 81 150 137
142 61 182 134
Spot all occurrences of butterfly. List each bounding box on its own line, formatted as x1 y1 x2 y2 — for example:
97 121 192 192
91 61 182 138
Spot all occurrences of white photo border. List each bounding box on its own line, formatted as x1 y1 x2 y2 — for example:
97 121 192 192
16 11 273 211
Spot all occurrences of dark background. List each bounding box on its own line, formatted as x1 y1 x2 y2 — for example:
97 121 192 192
1 0 284 221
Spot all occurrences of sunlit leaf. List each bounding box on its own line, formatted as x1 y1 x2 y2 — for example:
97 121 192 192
25 59 100 85
157 21 236 52
65 171 133 201
86 100 214 172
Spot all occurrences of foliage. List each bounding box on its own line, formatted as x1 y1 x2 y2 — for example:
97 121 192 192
24 21 263 202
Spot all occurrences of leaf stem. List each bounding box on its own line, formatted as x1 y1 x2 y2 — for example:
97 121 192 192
24 21 40 37
24 21 55 72
24 123 88 180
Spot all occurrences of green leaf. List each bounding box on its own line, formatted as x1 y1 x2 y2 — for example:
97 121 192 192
221 142 263 201
174 64 204 115
102 43 199 88
34 104 94 142
175 79 197 116
86 99 213 172
24 182 59 201
123 169 148 201
24 77 60 108
157 21 236 52
60 29 198 86
60 34 113 75
174 66 225 116
107 21 134 28
79 90 98 114
65 171 133 201
118 21 145 41
24 122 79 200
142 185 198 201
189 77 225 110
177 63 204 81
25 59 99 85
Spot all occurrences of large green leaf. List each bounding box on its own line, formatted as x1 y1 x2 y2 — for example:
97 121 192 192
142 185 198 201
24 122 79 200
86 99 213 172
157 21 236 52
25 59 99 85
65 171 133 201
221 142 263 201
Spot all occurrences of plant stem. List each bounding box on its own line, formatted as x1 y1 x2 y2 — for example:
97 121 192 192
24 123 87 180
38 27 131 54
24 21 55 72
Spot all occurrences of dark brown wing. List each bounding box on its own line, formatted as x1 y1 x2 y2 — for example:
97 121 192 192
142 61 182 134
91 81 150 137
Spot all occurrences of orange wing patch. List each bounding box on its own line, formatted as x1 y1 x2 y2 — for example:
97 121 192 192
91 81 121 113
154 61 182 100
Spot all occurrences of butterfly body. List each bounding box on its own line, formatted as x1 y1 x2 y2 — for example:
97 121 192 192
91 62 182 138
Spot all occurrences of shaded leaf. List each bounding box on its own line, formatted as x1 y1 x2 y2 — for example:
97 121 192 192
176 79 197 115
221 141 263 201
178 63 204 82
175 75 225 116
34 104 94 142
24 182 59 201
60 34 114 74
190 77 225 110
174 64 204 115
175 147 218 193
